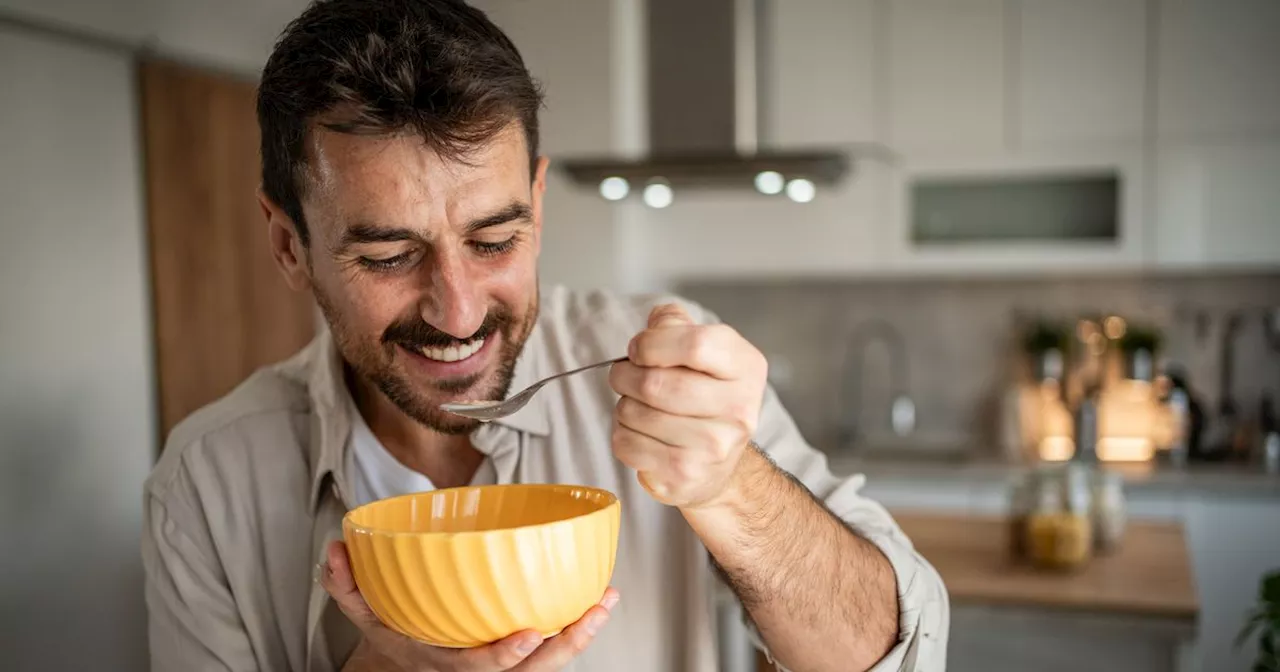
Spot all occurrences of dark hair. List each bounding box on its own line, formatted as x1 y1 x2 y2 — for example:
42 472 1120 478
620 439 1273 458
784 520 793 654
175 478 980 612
257 0 543 245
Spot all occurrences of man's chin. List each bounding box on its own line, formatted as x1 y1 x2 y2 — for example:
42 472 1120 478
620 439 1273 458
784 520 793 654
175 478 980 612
421 411 481 436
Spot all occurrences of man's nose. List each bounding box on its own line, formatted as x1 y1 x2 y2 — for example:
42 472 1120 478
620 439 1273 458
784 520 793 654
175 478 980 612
418 247 486 339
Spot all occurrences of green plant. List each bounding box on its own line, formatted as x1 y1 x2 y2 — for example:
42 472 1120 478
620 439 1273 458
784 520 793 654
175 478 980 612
1022 320 1070 356
1237 568 1280 672
1117 324 1162 354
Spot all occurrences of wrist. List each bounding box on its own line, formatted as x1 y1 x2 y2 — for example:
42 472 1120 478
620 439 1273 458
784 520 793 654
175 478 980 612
681 442 770 518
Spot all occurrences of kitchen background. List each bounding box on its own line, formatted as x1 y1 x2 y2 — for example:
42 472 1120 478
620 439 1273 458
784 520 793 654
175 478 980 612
1 1 1277 671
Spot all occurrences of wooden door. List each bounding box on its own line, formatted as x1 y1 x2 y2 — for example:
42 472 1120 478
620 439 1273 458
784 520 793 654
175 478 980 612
139 58 316 438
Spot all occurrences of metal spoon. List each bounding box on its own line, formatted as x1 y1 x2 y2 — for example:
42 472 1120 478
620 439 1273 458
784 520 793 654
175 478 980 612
440 356 628 421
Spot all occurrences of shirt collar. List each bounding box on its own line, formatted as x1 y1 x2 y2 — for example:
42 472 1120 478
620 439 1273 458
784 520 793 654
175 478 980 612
305 320 552 512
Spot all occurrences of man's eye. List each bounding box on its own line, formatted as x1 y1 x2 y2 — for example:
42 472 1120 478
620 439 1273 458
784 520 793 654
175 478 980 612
472 237 517 256
357 252 414 272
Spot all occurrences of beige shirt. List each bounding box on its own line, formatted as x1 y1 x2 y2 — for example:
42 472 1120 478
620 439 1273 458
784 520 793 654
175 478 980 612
142 286 949 672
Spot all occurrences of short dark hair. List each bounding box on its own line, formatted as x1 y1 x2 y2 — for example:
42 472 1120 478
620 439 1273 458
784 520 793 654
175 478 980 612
257 0 544 245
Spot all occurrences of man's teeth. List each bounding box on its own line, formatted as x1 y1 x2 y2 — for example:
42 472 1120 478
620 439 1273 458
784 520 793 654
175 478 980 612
420 338 485 363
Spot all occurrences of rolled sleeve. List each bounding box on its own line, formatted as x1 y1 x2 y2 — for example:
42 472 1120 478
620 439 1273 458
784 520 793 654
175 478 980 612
748 384 951 672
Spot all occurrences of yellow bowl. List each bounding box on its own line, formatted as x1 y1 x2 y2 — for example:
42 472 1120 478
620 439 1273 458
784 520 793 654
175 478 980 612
342 483 621 648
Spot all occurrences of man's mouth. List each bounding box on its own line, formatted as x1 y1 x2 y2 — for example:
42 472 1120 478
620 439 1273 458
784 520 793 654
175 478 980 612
416 336 486 363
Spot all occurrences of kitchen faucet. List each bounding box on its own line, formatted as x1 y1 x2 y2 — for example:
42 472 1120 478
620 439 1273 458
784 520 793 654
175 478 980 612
834 318 916 452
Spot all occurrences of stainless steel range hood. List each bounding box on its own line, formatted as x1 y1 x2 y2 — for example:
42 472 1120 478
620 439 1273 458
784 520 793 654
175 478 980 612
558 0 877 195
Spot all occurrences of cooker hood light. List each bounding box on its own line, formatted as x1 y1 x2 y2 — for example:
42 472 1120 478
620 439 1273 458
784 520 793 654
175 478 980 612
558 0 887 196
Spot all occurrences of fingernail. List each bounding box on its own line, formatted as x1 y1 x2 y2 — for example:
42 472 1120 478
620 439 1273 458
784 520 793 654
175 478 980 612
602 593 620 610
627 338 638 359
515 635 541 655
585 612 606 636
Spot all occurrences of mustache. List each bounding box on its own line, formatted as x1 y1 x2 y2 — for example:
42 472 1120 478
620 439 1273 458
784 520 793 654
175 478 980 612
381 306 514 349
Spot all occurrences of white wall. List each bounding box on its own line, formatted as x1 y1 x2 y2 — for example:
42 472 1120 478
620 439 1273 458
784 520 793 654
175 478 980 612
0 24 155 671
0 0 309 74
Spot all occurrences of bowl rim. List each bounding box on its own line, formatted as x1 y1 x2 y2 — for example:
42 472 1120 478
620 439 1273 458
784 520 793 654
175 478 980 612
342 482 620 538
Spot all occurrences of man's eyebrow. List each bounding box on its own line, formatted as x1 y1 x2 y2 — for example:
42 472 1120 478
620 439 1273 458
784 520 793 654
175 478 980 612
465 202 534 233
334 223 421 252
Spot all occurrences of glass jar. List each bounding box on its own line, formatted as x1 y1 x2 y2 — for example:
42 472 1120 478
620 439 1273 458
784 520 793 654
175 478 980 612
1026 466 1093 571
1007 471 1035 559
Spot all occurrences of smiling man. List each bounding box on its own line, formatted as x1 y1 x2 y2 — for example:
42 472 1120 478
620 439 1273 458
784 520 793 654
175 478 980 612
140 1 948 671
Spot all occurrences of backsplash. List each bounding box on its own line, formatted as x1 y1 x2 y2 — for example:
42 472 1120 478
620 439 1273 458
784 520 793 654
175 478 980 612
679 272 1280 457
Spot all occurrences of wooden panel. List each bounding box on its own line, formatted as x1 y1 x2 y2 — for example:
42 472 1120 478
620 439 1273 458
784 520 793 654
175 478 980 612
891 512 1199 619
139 58 315 438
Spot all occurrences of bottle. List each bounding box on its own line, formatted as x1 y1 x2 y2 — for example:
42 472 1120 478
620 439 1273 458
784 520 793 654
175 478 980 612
1166 388 1190 468
1073 386 1100 463
1091 470 1127 553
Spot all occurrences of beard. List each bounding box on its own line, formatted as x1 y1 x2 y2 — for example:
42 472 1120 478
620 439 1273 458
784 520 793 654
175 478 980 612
315 288 540 435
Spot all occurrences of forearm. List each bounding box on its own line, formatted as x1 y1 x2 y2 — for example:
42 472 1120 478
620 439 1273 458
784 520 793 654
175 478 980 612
682 446 899 672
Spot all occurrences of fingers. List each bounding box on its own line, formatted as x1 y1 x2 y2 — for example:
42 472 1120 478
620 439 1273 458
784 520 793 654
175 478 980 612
608 361 736 418
320 540 379 629
513 588 620 671
647 303 694 329
447 630 545 671
627 323 746 380
613 396 744 458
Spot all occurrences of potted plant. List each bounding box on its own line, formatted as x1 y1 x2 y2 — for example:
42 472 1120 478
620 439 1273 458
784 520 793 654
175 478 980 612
1022 320 1070 382
1237 568 1280 672
1117 325 1162 382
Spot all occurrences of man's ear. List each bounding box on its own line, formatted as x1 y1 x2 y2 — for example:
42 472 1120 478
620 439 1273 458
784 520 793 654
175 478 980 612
530 156 550 251
258 188 312 292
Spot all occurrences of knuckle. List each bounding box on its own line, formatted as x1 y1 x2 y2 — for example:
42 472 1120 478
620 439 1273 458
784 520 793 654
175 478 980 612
639 371 666 400
631 333 655 364
610 422 629 448
689 327 718 362
615 396 641 425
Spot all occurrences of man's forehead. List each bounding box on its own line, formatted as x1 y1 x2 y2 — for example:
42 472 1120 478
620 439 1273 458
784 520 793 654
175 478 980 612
304 123 530 193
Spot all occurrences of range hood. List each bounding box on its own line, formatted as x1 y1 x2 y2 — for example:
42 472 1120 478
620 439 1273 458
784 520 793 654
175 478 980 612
558 0 881 201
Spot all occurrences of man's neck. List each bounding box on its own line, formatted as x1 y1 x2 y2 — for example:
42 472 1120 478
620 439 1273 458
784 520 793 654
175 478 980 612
347 373 483 489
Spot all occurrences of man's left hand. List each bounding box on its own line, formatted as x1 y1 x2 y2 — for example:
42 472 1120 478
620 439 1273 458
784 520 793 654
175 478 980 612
608 303 768 509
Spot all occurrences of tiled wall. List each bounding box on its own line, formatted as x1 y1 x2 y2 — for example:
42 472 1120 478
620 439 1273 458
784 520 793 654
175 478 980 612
678 272 1280 458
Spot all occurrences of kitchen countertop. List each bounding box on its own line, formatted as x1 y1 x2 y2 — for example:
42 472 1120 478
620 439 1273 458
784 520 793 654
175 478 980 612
828 452 1280 499
891 511 1200 621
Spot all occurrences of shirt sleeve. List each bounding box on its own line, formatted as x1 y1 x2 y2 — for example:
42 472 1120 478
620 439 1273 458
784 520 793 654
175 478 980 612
749 382 951 672
142 490 258 671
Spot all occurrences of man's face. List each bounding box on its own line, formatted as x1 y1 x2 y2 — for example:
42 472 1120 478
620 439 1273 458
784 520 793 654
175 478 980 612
270 124 546 435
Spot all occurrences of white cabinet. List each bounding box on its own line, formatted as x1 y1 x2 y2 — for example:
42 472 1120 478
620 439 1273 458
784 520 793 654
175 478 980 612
1155 141 1280 268
1184 499 1280 671
765 0 878 146
1150 0 1280 269
886 0 1006 155
1015 0 1149 149
1157 0 1280 140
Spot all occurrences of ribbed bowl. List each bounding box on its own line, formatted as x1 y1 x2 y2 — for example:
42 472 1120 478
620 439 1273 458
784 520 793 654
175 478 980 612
342 483 621 648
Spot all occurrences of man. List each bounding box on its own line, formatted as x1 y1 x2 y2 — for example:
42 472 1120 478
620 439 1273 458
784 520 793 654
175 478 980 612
141 1 948 670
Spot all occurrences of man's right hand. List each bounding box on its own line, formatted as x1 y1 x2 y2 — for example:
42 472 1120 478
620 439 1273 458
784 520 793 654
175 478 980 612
321 540 619 671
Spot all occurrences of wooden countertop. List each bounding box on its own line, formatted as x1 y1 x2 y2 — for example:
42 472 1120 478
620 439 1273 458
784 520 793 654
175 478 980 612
891 511 1200 621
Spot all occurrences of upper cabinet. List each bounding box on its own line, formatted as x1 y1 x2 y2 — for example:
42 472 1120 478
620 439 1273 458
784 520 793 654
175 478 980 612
765 0 878 146
886 0 1006 155
1015 0 1148 149
1157 0 1280 140
1155 142 1280 268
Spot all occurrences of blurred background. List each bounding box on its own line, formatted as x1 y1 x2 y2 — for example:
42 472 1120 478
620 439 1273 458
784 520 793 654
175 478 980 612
1 1 1277 671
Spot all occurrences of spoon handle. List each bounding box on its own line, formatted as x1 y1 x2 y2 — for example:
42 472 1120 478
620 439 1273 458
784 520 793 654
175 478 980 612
535 356 628 388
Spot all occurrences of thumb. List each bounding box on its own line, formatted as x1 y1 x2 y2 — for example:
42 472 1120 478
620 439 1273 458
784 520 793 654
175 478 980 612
648 303 693 329
320 540 379 628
